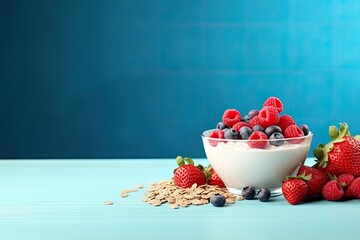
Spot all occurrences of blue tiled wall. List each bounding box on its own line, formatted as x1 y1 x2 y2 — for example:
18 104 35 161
1 0 360 159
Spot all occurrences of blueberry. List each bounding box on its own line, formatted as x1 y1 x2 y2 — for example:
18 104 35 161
269 132 285 146
264 125 282 138
257 188 271 202
252 125 264 132
242 115 251 123
299 124 310 136
239 126 253 140
248 109 259 119
224 128 239 139
241 186 256 200
210 194 226 207
216 121 228 130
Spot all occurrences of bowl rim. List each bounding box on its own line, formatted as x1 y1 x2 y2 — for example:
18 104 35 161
201 129 313 142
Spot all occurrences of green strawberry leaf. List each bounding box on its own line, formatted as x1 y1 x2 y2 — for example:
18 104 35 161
197 164 205 170
313 147 324 160
329 125 339 140
297 171 312 181
184 157 194 165
202 164 212 181
339 122 350 138
354 135 360 141
176 156 185 166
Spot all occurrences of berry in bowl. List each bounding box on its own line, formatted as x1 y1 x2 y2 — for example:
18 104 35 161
201 97 313 196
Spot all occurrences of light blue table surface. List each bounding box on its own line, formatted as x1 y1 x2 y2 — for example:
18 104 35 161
0 158 359 240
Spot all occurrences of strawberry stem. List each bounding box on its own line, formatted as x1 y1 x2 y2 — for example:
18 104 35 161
184 157 194 165
176 156 195 167
314 123 350 168
176 156 185 166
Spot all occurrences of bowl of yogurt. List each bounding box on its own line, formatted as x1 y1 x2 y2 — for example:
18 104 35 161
201 129 313 196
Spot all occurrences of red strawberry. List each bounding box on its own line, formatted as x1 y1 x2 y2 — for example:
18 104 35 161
173 156 207 188
282 177 308 205
222 109 241 127
205 165 225 188
350 177 360 199
278 114 296 132
248 131 268 149
258 106 280 128
322 180 344 201
297 165 328 199
263 96 284 113
314 123 360 177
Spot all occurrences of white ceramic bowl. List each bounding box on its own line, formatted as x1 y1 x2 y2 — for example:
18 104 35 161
201 129 313 196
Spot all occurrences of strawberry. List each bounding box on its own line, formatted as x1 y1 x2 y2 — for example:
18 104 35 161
322 180 344 201
313 123 360 177
204 165 225 188
173 156 207 188
282 176 309 205
297 165 328 199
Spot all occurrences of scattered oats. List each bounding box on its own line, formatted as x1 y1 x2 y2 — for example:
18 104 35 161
140 179 242 209
191 199 202 205
121 190 129 198
104 201 114 205
170 204 179 209
121 183 146 198
226 198 236 204
236 195 244 201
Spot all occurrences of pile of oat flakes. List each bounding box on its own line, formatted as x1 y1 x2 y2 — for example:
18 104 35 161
120 179 243 209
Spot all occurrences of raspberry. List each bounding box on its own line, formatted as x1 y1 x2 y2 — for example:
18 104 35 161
277 114 296 132
232 121 250 132
208 130 225 147
343 188 354 199
337 174 355 188
322 180 344 201
337 174 355 199
209 130 224 139
284 125 304 143
248 131 268 149
249 116 262 128
258 106 279 128
222 109 241 127
350 177 360 198
263 96 284 113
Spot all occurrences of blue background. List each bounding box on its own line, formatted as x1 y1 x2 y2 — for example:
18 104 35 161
1 0 360 159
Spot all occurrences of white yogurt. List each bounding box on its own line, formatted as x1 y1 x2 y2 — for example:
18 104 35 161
201 133 312 194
